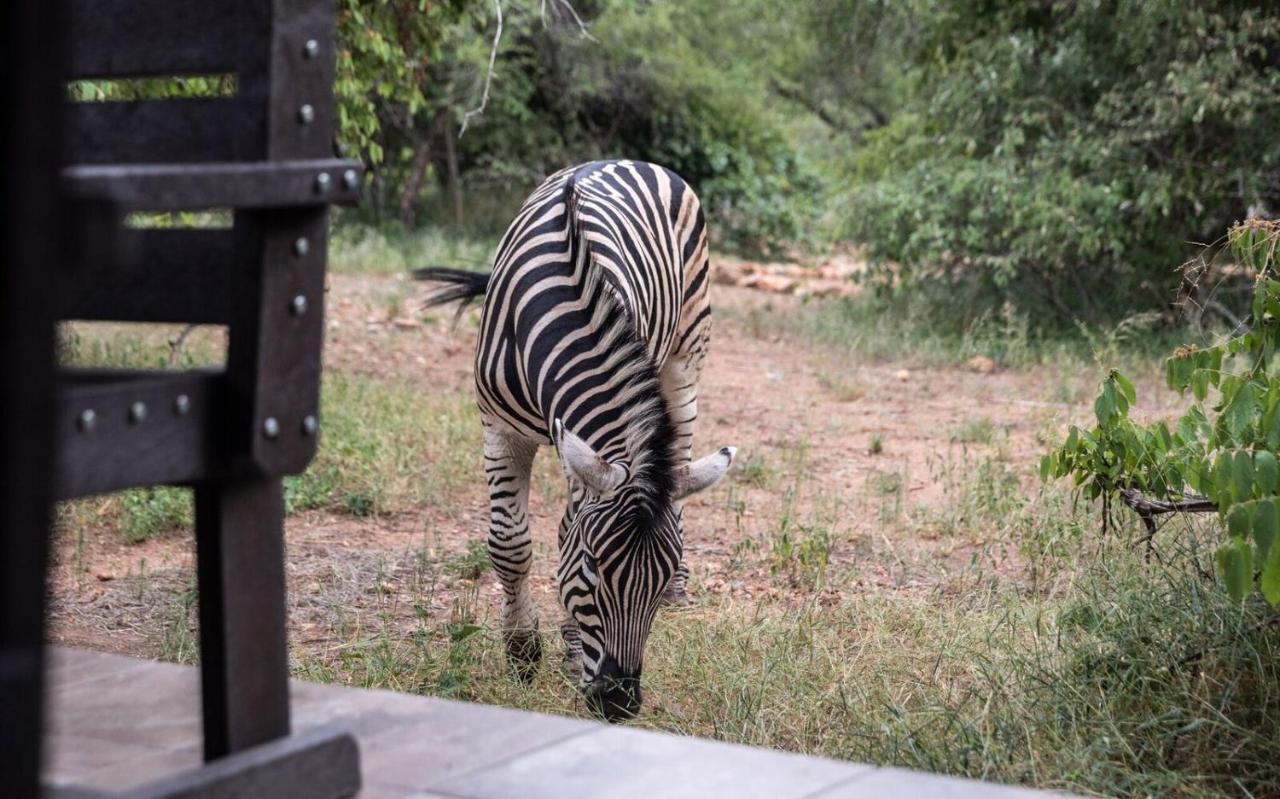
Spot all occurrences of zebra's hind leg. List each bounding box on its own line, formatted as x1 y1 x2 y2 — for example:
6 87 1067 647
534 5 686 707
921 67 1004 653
483 426 542 681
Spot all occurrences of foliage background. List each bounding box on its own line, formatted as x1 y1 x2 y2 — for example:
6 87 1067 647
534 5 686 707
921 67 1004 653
335 0 1280 330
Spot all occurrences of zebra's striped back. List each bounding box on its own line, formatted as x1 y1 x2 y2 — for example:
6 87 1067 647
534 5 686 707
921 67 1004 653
475 160 706 455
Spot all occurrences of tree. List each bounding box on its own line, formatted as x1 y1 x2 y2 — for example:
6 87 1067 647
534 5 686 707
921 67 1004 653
1043 220 1280 605
845 1 1280 328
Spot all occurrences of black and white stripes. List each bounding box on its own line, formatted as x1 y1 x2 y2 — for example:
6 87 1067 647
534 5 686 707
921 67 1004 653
416 160 734 720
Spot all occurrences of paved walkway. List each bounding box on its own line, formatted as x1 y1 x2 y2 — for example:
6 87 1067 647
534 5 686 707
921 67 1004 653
44 648 1063 798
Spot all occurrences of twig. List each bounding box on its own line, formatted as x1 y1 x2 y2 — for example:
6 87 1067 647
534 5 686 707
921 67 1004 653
459 0 504 138
168 324 196 367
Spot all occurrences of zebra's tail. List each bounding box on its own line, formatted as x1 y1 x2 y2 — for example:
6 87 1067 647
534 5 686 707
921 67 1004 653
411 267 490 315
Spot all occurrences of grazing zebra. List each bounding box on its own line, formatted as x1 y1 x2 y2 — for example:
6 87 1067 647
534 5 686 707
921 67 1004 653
415 160 734 720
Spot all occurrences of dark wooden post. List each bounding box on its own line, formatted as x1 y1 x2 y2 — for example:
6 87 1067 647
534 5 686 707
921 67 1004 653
0 1 61 798
195 479 291 759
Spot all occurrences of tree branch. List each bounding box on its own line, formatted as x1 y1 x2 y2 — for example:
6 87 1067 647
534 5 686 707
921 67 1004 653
1120 488 1217 560
768 79 857 135
459 0 503 138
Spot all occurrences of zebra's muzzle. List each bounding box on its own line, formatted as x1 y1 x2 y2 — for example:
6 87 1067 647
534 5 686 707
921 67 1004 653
584 654 642 722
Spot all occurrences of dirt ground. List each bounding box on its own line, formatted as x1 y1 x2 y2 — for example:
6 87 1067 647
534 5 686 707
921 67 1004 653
45 267 1176 664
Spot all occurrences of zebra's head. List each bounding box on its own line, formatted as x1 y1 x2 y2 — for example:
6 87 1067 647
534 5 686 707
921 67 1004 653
553 419 734 721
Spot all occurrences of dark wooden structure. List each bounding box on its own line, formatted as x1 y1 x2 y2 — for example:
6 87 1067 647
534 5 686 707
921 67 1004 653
2 1 362 796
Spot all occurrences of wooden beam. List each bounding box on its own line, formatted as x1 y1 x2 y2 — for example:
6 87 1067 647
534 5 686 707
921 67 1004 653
66 0 264 80
64 160 363 211
53 370 226 499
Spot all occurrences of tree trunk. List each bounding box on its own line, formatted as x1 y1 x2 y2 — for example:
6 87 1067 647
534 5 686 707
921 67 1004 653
399 136 433 229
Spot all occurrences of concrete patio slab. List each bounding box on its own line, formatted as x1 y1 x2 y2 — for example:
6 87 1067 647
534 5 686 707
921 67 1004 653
42 648 1075 799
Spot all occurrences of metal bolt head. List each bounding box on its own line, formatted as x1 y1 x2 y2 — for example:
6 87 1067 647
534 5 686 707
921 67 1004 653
314 172 332 194
302 415 319 436
290 295 308 317
293 237 310 257
303 39 320 59
297 104 315 124
77 409 96 432
262 417 280 439
342 169 360 191
174 394 191 416
128 401 147 424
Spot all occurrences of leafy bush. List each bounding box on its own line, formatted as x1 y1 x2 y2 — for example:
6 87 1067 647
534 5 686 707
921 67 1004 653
846 2 1280 328
441 0 824 253
1044 220 1280 604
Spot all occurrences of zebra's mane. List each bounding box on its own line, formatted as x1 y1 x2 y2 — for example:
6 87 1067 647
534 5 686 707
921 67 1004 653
571 206 678 525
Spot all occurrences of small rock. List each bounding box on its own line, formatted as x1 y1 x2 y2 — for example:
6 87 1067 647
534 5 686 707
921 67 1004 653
966 356 997 374
744 274 798 294
392 318 421 330
95 572 115 582
894 369 911 382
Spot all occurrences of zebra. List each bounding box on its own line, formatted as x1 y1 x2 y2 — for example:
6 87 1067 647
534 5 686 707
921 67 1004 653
415 160 734 720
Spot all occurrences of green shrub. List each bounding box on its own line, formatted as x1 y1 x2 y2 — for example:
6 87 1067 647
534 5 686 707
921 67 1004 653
845 2 1280 328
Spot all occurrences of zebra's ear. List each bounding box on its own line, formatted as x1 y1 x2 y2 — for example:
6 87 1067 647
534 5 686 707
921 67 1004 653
553 419 626 495
673 446 737 501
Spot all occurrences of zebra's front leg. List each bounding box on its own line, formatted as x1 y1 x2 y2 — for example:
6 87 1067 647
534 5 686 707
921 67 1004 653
483 427 541 681
660 360 702 606
556 500 585 679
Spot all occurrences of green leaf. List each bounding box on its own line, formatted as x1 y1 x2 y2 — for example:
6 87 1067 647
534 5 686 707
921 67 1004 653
1229 503 1253 540
1261 542 1280 606
1253 499 1277 562
1094 392 1113 427
1233 450 1256 503
1256 450 1279 496
1266 405 1280 450
1223 382 1258 442
1192 369 1210 402
1113 371 1136 406
1217 538 1253 602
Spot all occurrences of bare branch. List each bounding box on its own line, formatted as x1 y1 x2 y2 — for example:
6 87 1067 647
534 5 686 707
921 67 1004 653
554 0 596 41
459 0 504 138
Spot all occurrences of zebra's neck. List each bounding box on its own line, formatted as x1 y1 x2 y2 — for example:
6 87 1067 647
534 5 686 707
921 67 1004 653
545 270 677 522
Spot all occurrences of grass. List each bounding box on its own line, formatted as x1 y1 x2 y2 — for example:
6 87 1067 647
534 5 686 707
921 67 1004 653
51 223 1280 796
950 416 996 445
725 289 1210 377
286 372 479 516
329 223 498 277
283 472 1280 799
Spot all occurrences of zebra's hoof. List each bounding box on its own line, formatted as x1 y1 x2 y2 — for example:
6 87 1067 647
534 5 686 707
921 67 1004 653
560 651 584 680
505 633 543 683
659 585 694 608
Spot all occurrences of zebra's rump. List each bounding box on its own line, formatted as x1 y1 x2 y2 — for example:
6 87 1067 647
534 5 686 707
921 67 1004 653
473 160 710 449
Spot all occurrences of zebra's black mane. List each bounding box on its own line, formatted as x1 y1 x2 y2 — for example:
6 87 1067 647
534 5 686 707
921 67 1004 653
599 296 678 526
